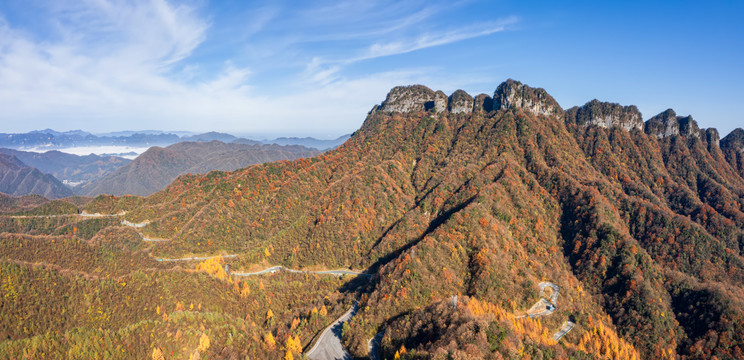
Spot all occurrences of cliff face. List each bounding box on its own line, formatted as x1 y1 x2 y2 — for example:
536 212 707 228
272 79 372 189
565 99 644 131
447 90 474 114
492 78 563 117
644 108 705 140
378 79 562 117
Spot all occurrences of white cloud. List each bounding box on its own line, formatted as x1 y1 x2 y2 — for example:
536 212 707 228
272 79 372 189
358 16 519 62
0 1 518 137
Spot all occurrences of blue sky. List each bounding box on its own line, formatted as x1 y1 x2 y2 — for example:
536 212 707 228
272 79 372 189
0 0 741 138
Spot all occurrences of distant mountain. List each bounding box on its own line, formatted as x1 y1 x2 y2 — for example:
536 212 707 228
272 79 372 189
230 138 262 145
95 130 195 137
182 132 237 143
0 130 180 149
0 148 130 186
1 129 350 153
28 129 92 137
0 153 73 199
78 140 320 196
263 134 350 150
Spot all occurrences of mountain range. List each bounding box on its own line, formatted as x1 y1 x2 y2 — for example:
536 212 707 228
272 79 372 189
0 148 130 186
1 79 743 359
77 140 320 197
0 129 350 151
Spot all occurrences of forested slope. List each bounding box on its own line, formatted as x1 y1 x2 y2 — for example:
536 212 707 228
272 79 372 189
2 79 744 359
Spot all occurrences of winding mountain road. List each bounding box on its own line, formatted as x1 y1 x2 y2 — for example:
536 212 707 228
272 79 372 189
7 211 124 219
306 302 358 360
155 254 238 262
231 266 369 277
516 281 575 341
552 320 576 341
367 331 384 360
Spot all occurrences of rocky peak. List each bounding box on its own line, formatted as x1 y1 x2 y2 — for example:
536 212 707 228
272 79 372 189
721 128 744 152
705 128 720 149
645 109 679 138
378 85 439 113
434 90 448 113
677 115 701 139
448 90 474 114
472 94 494 113
377 86 461 114
645 109 701 139
493 79 563 117
565 99 644 131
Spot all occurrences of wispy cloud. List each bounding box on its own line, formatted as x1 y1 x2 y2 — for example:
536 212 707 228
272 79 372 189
0 0 519 137
357 17 518 62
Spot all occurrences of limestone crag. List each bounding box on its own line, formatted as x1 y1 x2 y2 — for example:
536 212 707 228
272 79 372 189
566 99 643 131
677 115 701 139
378 80 564 117
378 85 439 113
645 109 704 139
645 109 680 138
448 90 474 114
493 79 563 117
706 128 721 149
434 91 448 113
473 94 494 113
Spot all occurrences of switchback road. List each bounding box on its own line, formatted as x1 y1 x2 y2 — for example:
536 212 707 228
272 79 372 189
306 302 358 360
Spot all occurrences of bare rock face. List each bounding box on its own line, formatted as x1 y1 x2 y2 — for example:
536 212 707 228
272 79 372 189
377 86 475 115
434 91 448 113
379 85 438 113
645 109 680 138
645 109 702 139
493 79 563 117
677 115 701 139
566 99 644 131
448 90 473 114
706 128 721 148
472 94 494 113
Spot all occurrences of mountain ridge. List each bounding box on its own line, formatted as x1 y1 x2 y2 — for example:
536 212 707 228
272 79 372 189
78 140 320 197
2 79 744 359
0 153 74 199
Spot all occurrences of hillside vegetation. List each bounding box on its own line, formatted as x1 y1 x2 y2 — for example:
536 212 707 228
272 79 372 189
2 79 744 359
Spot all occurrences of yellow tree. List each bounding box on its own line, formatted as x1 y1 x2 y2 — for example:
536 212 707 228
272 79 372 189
286 335 302 354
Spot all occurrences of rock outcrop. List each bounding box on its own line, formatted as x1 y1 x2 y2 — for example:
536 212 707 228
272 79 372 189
677 115 701 139
645 109 680 138
705 128 721 150
645 109 703 139
565 99 644 131
448 90 474 114
473 94 494 113
493 79 563 117
378 80 562 117
378 85 440 113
